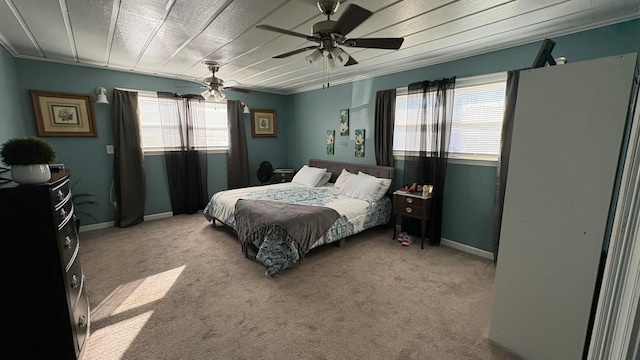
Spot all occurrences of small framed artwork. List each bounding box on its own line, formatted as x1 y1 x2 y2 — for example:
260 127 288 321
340 108 349 136
30 90 97 137
326 130 335 155
355 129 365 157
250 109 277 137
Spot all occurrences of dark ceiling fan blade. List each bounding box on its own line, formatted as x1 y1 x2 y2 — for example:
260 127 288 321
273 46 318 59
224 87 251 93
256 24 319 42
343 37 404 50
333 4 372 36
344 56 358 66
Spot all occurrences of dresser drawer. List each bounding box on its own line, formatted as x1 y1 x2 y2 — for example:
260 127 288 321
50 178 71 209
66 258 84 311
73 291 90 355
54 194 74 230
58 220 79 271
395 195 430 218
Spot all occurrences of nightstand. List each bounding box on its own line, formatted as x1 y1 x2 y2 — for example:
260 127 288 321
273 169 295 183
392 191 432 249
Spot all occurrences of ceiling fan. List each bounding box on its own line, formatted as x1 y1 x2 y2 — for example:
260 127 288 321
199 61 249 100
256 1 404 68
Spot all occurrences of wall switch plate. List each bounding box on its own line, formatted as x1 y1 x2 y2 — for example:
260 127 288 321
106 145 114 154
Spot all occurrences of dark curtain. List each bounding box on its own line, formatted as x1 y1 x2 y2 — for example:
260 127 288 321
112 90 146 227
402 77 456 245
156 92 208 215
491 70 520 262
227 100 249 189
374 89 396 167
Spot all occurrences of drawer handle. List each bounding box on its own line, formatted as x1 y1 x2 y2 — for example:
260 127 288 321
78 314 87 328
59 208 67 218
406 197 413 204
57 190 65 201
71 274 79 289
64 236 73 249
405 207 412 214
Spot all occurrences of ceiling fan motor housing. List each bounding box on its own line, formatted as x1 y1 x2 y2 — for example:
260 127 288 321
317 0 340 15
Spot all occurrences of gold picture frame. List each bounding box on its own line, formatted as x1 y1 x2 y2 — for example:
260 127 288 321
250 109 277 137
30 90 97 137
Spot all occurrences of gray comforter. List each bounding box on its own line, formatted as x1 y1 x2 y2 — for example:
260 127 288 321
235 199 340 275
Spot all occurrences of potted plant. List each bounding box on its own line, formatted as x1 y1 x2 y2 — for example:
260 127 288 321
0 137 56 184
71 178 99 231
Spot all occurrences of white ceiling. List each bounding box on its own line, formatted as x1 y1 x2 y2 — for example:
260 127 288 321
0 0 638 94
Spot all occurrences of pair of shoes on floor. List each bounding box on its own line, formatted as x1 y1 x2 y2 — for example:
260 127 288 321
397 232 413 246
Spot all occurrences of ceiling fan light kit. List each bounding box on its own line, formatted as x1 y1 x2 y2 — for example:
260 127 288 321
256 1 404 69
196 61 248 100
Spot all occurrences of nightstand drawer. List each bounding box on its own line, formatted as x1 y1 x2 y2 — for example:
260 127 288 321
395 195 428 216
273 172 294 183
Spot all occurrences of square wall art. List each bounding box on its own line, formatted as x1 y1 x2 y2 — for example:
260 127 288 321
355 129 365 157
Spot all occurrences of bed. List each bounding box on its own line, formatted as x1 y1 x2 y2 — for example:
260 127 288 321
203 159 394 276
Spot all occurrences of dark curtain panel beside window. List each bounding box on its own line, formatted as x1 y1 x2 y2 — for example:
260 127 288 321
156 92 209 215
227 100 249 189
491 70 520 262
401 77 456 245
374 89 396 167
112 89 146 227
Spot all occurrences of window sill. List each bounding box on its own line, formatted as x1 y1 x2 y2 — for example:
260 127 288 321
143 149 228 156
393 154 497 167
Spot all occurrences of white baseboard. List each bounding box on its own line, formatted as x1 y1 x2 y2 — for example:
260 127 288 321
395 224 494 260
440 238 494 261
78 211 174 233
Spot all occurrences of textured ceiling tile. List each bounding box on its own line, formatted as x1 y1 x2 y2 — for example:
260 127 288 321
13 0 75 60
0 0 637 94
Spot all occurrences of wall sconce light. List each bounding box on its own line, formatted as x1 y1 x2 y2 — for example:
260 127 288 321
243 104 250 114
95 87 109 104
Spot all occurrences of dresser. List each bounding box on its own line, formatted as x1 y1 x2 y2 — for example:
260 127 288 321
392 191 432 249
0 170 90 359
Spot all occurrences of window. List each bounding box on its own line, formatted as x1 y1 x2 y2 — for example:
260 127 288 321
393 73 506 161
137 92 229 152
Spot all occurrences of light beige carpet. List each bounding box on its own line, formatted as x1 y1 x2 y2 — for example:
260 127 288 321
79 214 520 360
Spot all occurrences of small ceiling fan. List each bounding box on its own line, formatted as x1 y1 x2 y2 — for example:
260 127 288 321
256 1 404 68
199 61 249 100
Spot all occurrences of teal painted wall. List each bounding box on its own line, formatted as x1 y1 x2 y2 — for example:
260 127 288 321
12 59 290 223
0 46 26 149
290 19 640 252
2 19 638 249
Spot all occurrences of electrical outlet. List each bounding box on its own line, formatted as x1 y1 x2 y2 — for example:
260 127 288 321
106 145 114 154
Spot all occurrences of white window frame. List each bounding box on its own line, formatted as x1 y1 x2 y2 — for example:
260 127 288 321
393 72 507 165
135 90 229 155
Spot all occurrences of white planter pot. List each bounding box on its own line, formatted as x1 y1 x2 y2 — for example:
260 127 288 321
11 164 51 184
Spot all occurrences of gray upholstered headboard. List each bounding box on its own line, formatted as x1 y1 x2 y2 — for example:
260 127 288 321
308 159 394 183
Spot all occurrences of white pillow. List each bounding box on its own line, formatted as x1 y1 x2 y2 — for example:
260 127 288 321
334 169 353 190
339 173 382 202
358 172 392 201
291 165 327 187
316 172 332 186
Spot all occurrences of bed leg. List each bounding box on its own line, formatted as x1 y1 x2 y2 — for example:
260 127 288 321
242 243 248 258
335 238 345 248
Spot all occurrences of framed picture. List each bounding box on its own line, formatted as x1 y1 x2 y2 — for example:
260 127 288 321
30 90 97 137
250 109 277 137
340 109 349 136
326 130 335 155
355 129 365 157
